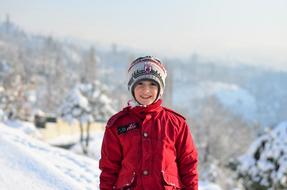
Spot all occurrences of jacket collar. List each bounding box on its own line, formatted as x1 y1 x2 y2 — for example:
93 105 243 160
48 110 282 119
128 99 163 119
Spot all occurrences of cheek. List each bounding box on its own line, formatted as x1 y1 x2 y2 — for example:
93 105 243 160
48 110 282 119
134 88 141 97
152 88 159 95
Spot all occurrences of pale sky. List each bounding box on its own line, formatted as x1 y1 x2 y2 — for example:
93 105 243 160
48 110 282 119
1 0 287 69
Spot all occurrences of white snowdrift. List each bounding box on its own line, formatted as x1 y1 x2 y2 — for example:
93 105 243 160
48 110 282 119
0 124 100 190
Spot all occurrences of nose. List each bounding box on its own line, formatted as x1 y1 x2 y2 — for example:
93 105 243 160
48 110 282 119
142 85 150 93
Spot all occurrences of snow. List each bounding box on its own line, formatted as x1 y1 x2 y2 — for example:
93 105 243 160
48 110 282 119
62 46 82 63
235 121 287 188
199 181 222 190
3 119 42 138
0 124 100 190
0 121 221 190
59 81 116 124
175 81 257 122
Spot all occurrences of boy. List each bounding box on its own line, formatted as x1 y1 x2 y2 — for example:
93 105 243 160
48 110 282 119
99 56 198 190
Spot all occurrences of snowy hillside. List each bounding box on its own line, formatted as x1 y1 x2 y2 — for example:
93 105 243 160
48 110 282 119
1 20 287 127
175 81 257 122
172 58 287 127
0 124 100 190
0 123 222 190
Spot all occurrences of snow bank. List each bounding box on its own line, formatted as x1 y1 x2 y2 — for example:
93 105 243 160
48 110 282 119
0 124 100 190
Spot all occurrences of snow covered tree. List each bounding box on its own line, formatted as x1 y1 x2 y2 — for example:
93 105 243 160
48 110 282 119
58 80 115 154
232 122 287 190
0 75 37 122
0 86 9 120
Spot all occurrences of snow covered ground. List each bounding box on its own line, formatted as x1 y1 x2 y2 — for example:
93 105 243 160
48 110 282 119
0 121 222 190
0 123 100 190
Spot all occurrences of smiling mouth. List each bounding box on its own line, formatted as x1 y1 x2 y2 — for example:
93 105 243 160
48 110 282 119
140 96 152 99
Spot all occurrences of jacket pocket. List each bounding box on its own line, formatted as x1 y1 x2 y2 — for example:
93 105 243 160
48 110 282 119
162 171 183 189
115 171 136 190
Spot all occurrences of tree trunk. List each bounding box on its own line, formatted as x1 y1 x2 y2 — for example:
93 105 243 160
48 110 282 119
79 122 87 155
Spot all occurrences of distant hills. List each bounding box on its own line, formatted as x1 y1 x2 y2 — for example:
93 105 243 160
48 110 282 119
0 19 286 127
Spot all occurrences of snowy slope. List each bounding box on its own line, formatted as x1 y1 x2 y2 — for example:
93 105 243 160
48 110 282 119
0 124 100 190
175 81 257 122
0 122 222 190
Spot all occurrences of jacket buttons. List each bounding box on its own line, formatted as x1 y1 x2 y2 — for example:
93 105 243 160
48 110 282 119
146 114 152 120
143 170 149 175
143 132 148 138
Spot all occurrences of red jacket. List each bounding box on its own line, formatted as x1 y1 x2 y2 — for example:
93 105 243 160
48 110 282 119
99 100 198 190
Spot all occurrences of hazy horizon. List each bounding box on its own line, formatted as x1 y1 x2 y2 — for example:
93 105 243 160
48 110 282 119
1 0 286 70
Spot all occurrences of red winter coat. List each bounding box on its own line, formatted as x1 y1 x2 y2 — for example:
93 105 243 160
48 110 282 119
99 100 198 190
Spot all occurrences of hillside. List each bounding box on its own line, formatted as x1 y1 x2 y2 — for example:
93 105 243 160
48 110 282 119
1 20 287 127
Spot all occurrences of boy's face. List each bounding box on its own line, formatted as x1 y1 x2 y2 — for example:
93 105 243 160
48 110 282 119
134 80 159 106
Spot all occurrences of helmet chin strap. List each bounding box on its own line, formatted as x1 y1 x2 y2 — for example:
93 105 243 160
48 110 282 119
150 91 161 105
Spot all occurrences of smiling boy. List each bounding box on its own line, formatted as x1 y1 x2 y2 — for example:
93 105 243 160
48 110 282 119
99 56 198 190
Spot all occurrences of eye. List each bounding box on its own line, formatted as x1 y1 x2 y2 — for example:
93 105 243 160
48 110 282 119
137 81 143 85
150 82 157 86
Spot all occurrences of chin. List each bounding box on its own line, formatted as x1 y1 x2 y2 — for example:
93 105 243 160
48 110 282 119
137 98 156 106
140 101 152 105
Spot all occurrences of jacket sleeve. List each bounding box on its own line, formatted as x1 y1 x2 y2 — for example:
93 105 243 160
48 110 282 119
175 121 198 190
99 127 122 190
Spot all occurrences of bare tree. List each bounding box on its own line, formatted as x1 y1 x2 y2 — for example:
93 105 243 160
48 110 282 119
81 46 98 83
190 96 257 188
